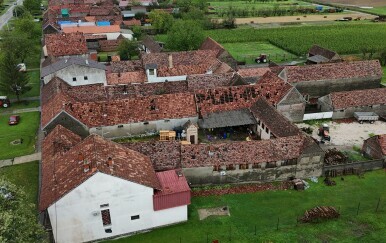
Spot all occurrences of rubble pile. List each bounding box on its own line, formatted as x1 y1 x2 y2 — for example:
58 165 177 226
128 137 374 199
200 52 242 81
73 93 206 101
324 148 348 165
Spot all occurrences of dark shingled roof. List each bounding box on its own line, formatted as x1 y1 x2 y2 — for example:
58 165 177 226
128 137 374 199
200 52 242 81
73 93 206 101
41 56 106 77
198 109 256 129
308 45 340 60
142 35 162 53
250 98 301 138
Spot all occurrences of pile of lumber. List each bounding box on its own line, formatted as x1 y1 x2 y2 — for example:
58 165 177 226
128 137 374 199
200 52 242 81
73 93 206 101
324 148 348 165
300 206 340 223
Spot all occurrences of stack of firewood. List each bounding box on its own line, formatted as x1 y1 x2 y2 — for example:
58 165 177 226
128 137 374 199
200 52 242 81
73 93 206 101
300 206 340 223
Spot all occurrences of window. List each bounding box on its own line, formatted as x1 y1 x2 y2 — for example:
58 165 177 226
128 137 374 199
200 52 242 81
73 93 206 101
100 204 109 208
164 119 170 123
226 164 235 171
101 209 111 226
84 76 88 80
131 215 140 220
213 165 220 171
257 120 261 125
118 125 123 128
266 162 277 168
239 164 248 170
143 121 149 125
149 69 155 75
252 163 261 169
262 123 265 129
105 229 112 233
265 127 269 133
72 77 77 82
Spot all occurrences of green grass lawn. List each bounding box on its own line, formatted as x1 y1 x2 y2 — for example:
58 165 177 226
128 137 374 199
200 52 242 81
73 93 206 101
382 66 386 85
0 112 40 160
222 42 296 64
106 170 386 243
0 161 39 205
0 100 40 113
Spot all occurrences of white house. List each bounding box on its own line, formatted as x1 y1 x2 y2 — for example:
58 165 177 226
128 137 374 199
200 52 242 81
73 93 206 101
41 57 107 86
40 125 191 243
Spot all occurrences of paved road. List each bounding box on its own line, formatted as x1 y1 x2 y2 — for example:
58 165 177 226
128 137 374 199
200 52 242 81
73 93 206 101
0 0 24 30
1 106 40 114
0 152 41 168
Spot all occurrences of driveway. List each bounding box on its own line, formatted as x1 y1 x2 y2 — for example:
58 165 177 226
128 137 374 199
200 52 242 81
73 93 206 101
0 0 24 30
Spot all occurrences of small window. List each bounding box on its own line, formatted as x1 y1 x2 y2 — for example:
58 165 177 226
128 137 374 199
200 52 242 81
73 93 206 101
252 163 261 169
239 164 248 170
149 69 155 75
262 123 265 129
164 119 170 123
100 204 109 208
213 165 220 171
72 77 77 82
105 228 112 233
257 120 261 125
226 164 235 171
131 215 140 220
265 127 269 133
118 125 123 128
101 209 111 226
143 121 149 125
84 76 88 80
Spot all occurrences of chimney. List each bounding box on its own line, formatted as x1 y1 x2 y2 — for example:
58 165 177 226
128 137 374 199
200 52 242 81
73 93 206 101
83 160 90 172
168 54 173 69
85 59 89 65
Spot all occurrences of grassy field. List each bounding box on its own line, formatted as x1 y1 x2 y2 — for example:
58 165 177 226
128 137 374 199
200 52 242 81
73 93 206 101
0 100 40 113
209 0 310 9
222 42 296 64
204 23 386 56
0 161 39 205
382 66 386 84
106 170 386 243
0 112 40 160
362 6 386 15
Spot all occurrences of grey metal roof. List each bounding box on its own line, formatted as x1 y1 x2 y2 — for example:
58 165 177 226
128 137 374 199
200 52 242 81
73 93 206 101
145 63 157 69
307 55 330 64
198 109 256 129
41 56 106 77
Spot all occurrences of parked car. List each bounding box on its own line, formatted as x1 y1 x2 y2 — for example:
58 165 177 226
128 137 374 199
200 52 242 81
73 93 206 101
0 96 10 108
8 115 20 125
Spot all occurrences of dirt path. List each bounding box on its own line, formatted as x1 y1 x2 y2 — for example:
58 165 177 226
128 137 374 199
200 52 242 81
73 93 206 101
316 0 386 8
233 12 376 24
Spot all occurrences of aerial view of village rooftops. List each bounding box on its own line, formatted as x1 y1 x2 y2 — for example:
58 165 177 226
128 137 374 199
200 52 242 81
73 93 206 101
0 0 386 242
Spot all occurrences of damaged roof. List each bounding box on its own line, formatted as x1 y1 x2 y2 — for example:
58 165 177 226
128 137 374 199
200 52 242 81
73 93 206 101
187 73 243 91
198 109 256 129
45 32 88 57
283 60 382 83
141 50 220 77
308 44 340 60
40 125 161 211
181 135 312 168
330 88 386 109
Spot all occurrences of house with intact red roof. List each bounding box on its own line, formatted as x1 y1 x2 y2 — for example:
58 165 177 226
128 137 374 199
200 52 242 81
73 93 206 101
317 88 386 119
40 125 191 243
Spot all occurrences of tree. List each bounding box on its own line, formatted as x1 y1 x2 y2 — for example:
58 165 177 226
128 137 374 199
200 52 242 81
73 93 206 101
131 25 143 40
0 31 37 63
166 20 205 51
0 179 47 242
0 51 31 102
117 39 139 61
148 10 173 34
13 15 41 40
23 0 41 12
13 5 29 18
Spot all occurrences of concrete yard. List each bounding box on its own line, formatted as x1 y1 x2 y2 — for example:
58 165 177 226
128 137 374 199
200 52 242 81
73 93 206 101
297 120 386 148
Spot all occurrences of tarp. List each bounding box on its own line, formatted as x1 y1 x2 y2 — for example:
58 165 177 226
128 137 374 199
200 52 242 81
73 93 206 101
97 21 111 26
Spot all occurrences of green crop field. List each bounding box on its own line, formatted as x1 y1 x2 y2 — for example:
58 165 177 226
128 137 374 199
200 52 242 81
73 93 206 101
205 23 386 56
222 42 295 64
106 170 386 243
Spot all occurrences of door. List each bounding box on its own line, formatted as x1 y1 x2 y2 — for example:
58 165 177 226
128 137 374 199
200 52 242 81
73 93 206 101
190 135 195 144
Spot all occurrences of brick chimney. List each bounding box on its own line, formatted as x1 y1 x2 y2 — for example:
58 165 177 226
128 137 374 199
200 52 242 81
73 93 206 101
168 54 173 69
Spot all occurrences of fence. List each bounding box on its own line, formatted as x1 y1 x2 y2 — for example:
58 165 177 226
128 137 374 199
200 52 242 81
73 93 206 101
323 159 384 176
303 111 333 121
140 197 385 243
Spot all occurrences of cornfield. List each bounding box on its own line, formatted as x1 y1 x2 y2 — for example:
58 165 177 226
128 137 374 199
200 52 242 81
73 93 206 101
205 23 386 55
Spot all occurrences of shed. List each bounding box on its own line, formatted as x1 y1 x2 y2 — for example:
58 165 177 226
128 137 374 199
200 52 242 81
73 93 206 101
198 109 256 129
61 8 69 17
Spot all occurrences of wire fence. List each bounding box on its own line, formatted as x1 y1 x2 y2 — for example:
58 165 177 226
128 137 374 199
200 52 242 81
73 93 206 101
142 197 385 243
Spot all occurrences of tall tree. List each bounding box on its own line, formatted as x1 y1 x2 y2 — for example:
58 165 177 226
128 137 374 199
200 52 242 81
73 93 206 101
0 179 47 242
117 39 139 61
0 32 36 63
148 10 173 34
0 51 31 102
23 0 41 12
166 20 205 51
13 15 41 40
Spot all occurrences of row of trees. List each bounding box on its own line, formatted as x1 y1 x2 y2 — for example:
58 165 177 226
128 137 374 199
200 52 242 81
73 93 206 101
0 1 41 101
217 6 319 18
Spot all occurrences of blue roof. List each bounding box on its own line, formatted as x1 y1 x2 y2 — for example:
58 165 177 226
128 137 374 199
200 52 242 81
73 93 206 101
57 21 74 25
96 21 111 26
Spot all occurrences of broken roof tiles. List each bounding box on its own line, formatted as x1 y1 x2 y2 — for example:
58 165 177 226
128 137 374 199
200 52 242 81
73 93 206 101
45 32 88 57
181 135 308 168
106 71 146 85
62 25 121 34
141 50 220 77
40 128 160 211
330 88 386 109
284 60 382 83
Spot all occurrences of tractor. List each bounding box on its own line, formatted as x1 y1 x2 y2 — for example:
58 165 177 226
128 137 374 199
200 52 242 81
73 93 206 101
318 124 331 143
0 96 10 108
255 54 268 63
